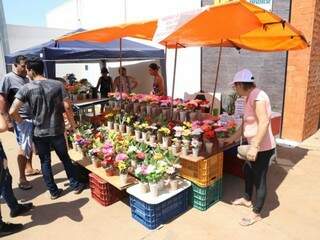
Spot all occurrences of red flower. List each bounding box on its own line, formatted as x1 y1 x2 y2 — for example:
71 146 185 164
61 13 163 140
136 151 145 160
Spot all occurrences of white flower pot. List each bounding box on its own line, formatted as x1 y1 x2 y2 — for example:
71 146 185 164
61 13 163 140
114 123 119 132
72 143 80 152
149 183 159 197
162 136 169 149
205 142 214 154
119 173 128 185
138 181 149 194
126 126 132 135
135 130 141 141
107 121 114 130
162 109 170 120
142 132 148 141
169 179 178 192
182 146 188 156
192 148 199 157
175 139 182 149
179 111 187 122
119 124 126 133
182 139 190 148
158 179 165 191
150 135 156 144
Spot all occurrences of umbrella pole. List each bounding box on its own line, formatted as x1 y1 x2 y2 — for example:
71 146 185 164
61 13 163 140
119 37 123 107
211 41 223 113
170 43 178 120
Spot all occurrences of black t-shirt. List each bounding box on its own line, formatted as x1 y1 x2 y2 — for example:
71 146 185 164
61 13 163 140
99 76 112 96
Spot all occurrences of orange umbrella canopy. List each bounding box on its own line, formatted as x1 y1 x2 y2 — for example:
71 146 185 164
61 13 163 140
156 0 308 51
59 0 308 52
58 19 157 42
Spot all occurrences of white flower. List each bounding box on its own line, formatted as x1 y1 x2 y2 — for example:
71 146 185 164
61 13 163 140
128 145 138 153
166 166 175 175
146 165 156 174
173 164 182 169
135 166 142 175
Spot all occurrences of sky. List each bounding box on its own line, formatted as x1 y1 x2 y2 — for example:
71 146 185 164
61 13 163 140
3 0 68 27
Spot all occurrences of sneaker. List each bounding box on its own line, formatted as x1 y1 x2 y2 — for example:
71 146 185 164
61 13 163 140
10 203 33 218
0 222 23 237
50 189 63 200
73 183 86 195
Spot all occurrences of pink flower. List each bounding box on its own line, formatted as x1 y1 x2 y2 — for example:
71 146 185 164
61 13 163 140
136 151 145 160
115 153 128 163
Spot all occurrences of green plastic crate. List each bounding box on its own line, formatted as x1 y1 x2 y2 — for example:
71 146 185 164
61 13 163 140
190 178 222 211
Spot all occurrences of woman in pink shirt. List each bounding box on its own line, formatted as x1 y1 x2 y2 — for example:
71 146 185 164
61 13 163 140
225 69 276 226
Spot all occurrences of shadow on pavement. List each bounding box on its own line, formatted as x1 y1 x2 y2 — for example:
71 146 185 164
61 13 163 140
221 145 308 218
23 198 89 229
12 162 68 202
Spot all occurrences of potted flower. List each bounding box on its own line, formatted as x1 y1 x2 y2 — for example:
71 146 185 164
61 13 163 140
102 141 115 176
164 152 181 191
215 127 228 148
88 148 102 168
118 112 127 134
191 139 200 157
202 123 215 154
133 121 141 141
186 100 200 121
114 113 121 132
173 126 183 148
134 164 150 193
104 113 115 130
146 165 163 197
139 122 150 141
115 153 129 185
182 127 191 148
149 125 158 145
125 114 134 135
158 127 171 149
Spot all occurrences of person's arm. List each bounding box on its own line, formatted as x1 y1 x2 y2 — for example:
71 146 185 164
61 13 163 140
64 99 77 131
9 98 24 124
246 100 270 161
0 113 8 133
224 125 243 145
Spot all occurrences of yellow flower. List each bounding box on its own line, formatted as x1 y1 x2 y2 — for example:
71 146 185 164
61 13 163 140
183 121 192 129
154 153 164 161
118 161 127 172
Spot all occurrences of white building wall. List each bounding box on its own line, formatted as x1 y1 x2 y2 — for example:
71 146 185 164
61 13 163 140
47 0 201 98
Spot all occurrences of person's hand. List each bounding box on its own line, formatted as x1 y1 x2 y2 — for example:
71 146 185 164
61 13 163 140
246 145 259 161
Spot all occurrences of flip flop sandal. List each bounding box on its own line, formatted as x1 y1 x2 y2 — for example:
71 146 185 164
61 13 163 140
18 182 33 190
25 169 41 176
239 217 261 226
231 199 253 208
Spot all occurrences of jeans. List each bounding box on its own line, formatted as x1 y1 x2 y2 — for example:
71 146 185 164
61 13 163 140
0 142 19 214
243 148 275 214
33 134 80 196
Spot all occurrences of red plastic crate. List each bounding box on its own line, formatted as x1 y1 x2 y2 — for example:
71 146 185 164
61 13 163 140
89 173 125 206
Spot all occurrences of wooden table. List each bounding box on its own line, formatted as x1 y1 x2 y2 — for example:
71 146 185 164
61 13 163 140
69 149 138 191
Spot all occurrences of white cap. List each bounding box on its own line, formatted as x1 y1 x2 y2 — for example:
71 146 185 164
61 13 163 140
230 69 254 85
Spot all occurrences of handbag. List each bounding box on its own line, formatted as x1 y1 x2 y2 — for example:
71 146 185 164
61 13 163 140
237 115 257 162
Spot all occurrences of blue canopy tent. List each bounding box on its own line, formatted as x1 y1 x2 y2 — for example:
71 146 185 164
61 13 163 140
5 37 165 79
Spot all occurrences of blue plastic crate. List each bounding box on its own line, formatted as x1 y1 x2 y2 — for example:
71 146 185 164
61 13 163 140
129 188 190 229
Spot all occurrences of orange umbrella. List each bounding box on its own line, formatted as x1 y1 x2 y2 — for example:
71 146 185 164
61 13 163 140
58 19 157 42
155 0 308 51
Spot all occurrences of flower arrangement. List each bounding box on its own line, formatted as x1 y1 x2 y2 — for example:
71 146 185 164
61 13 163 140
158 127 171 137
214 127 228 138
134 164 149 183
173 126 183 139
115 153 129 174
226 120 237 136
139 122 150 133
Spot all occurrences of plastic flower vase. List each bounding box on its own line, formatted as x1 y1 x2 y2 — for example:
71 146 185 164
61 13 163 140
149 182 159 197
179 111 187 122
169 178 178 192
205 142 214 154
119 124 126 134
182 146 189 156
162 136 170 149
138 181 149 194
107 121 114 130
120 173 128 185
135 130 141 141
192 147 199 157
142 132 148 141
150 135 156 145
126 126 132 135
114 123 119 132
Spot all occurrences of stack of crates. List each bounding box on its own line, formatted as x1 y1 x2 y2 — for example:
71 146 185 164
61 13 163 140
180 152 223 211
89 173 125 206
